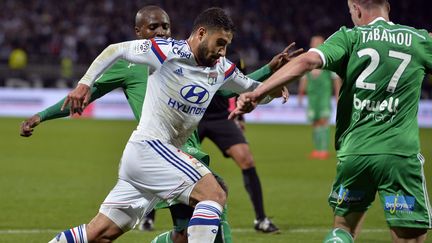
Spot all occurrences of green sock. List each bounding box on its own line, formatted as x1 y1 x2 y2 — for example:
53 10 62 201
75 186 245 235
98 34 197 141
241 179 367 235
320 125 330 151
323 228 354 243
313 126 320 151
151 230 174 243
215 205 233 243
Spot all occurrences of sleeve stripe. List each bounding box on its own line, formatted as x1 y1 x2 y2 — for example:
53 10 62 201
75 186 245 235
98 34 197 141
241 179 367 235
224 63 236 80
150 39 167 64
309 48 326 67
155 39 169 45
154 37 169 42
155 41 169 46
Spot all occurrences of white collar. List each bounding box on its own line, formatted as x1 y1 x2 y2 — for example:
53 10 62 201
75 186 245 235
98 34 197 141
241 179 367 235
368 17 394 25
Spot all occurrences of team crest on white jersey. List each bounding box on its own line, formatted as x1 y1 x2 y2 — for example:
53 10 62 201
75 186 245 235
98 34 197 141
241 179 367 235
208 72 218 85
135 40 151 54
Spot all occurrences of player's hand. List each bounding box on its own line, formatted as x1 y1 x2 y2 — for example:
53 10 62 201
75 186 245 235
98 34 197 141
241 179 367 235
281 86 289 104
268 42 304 72
61 83 91 116
20 114 41 137
228 92 259 120
267 86 289 104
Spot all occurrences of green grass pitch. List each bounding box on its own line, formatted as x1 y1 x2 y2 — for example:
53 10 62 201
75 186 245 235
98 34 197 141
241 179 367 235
0 117 431 242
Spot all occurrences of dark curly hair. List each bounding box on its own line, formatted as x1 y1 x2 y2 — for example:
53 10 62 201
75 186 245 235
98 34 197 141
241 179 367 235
192 7 235 33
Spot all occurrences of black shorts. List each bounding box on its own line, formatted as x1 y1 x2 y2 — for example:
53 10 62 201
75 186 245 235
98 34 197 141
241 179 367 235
198 119 247 157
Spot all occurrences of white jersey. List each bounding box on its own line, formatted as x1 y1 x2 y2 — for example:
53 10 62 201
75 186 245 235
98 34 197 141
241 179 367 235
79 37 261 147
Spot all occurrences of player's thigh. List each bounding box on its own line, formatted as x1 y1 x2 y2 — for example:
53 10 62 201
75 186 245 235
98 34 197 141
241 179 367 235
375 153 432 229
190 173 226 206
204 119 247 157
328 155 377 217
99 179 160 232
120 140 212 205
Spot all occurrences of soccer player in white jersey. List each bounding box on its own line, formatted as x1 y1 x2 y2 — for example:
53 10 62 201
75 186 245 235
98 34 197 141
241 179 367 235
48 7 283 243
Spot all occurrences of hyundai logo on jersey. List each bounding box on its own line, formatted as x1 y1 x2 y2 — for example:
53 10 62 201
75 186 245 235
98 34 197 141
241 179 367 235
180 85 210 104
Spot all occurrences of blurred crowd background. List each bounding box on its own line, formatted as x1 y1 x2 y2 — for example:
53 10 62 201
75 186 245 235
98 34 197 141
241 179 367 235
1 0 431 98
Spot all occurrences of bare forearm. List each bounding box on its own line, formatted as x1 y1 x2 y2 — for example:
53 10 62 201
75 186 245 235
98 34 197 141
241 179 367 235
254 52 322 99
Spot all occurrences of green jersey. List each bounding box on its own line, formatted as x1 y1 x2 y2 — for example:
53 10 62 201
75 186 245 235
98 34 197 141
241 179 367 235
314 17 432 156
39 60 148 121
306 70 334 107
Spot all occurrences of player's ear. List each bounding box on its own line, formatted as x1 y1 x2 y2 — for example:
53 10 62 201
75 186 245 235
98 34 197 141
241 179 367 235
385 1 390 13
197 27 207 41
135 26 142 38
353 3 362 20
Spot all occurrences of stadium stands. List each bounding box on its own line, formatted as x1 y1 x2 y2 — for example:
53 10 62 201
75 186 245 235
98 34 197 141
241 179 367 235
0 0 430 97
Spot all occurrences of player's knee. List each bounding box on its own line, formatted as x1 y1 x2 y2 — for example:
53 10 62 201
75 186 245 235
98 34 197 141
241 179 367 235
86 226 115 243
228 147 255 169
205 177 227 205
86 217 123 242
215 175 229 196
172 230 188 243
239 158 255 169
192 174 227 206
212 186 227 206
391 227 427 240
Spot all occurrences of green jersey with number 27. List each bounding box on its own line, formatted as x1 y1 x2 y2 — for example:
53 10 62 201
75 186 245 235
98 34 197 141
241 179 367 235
313 17 432 156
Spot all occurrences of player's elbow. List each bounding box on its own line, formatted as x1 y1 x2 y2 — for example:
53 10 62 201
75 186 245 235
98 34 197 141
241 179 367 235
297 52 323 72
105 43 121 55
101 42 128 59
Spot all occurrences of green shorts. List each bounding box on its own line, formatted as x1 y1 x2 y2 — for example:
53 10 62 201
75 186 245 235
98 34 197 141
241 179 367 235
307 101 331 121
328 153 432 229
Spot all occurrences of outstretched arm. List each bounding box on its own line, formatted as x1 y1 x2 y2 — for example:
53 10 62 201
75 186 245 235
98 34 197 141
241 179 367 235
20 59 131 137
229 51 323 119
245 43 302 103
248 42 303 82
62 39 163 114
20 85 114 137
219 43 302 98
20 90 95 137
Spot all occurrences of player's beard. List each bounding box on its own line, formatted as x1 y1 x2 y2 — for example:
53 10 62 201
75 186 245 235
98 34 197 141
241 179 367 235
196 40 218 67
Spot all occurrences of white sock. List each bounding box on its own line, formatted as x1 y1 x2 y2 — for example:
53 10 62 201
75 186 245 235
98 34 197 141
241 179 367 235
187 200 222 243
48 224 88 243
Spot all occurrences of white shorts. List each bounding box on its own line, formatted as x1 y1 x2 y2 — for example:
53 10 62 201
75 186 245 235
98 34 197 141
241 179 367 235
99 139 211 231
